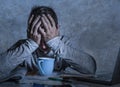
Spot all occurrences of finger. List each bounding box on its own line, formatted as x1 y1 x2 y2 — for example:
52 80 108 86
36 20 42 31
34 20 42 35
36 34 41 45
43 14 51 27
38 26 46 37
41 17 49 32
38 34 41 41
47 14 56 27
27 15 34 33
33 26 38 36
28 15 34 25
31 16 40 34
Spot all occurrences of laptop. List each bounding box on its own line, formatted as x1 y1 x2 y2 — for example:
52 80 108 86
60 48 120 85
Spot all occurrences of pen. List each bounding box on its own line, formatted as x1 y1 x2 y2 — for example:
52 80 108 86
48 77 72 83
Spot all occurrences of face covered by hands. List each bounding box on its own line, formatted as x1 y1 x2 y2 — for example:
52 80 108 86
28 14 59 51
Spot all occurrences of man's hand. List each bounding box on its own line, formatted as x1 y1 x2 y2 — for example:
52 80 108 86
28 15 42 45
39 14 59 42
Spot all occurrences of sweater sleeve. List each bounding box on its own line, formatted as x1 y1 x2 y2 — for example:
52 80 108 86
0 39 38 77
47 36 96 74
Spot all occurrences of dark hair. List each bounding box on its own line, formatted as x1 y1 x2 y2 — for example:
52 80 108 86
28 6 58 27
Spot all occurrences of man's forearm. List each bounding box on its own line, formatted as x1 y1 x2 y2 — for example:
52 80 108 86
0 39 38 75
47 36 96 74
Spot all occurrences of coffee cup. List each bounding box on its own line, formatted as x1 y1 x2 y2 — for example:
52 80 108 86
37 57 55 76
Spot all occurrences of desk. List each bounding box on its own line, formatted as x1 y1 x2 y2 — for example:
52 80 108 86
0 76 120 87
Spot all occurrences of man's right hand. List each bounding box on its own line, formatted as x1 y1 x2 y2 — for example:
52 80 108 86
28 15 41 45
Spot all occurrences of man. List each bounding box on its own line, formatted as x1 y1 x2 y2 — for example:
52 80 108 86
0 6 96 82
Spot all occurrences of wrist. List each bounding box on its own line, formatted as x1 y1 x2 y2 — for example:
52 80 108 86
46 36 61 51
27 39 39 47
46 35 59 42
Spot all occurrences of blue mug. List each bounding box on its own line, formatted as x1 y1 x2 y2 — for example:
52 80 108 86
37 57 55 76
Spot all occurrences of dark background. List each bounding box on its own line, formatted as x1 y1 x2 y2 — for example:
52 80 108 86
0 0 120 77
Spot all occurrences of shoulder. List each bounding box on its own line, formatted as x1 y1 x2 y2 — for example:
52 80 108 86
7 39 28 51
13 39 28 46
18 39 28 43
60 35 77 45
60 35 70 43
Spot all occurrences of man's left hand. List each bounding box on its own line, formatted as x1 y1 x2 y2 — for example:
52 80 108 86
38 14 59 42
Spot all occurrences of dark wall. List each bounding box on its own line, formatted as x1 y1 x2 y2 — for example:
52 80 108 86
0 0 120 75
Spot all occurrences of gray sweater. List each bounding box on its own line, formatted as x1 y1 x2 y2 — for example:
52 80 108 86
0 36 96 82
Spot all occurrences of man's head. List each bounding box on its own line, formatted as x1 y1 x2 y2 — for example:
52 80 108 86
27 6 58 32
27 6 59 51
